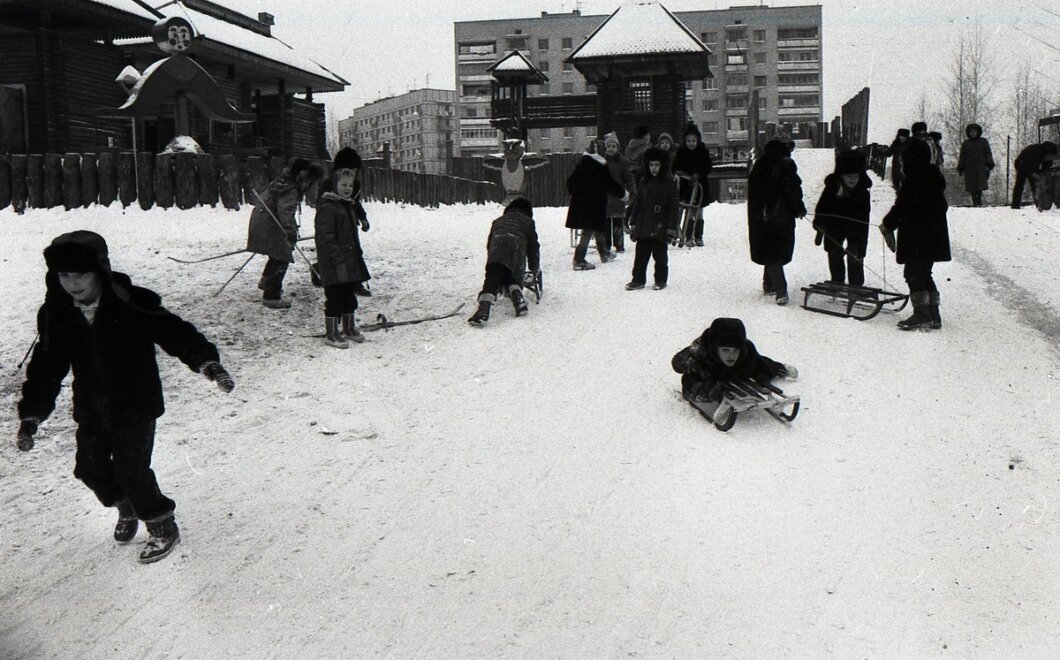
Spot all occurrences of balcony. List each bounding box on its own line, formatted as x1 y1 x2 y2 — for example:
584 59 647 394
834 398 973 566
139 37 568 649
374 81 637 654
777 38 820 49
726 106 750 116
726 84 749 94
778 106 820 117
777 84 820 94
777 60 820 71
458 74 494 83
461 137 500 148
725 39 750 52
460 95 491 103
725 63 748 73
726 129 749 141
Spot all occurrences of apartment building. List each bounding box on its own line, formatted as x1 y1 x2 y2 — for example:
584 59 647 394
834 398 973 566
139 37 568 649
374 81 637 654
454 4 822 160
338 88 456 174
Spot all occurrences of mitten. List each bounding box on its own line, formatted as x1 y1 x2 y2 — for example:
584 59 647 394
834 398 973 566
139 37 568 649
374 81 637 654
201 361 235 393
360 216 370 232
780 364 799 381
17 419 38 452
881 227 897 253
795 202 808 219
814 231 824 246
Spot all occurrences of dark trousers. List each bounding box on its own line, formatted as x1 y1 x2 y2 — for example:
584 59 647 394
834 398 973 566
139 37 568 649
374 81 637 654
324 282 358 317
609 216 626 251
73 417 174 522
631 238 669 285
259 258 289 299
480 262 518 299
573 229 610 263
970 190 983 207
826 233 867 286
764 263 788 296
1011 169 1037 208
903 259 938 294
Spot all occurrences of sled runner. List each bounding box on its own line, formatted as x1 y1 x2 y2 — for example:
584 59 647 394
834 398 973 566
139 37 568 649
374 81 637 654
685 377 800 432
523 269 543 303
675 175 704 248
799 281 909 321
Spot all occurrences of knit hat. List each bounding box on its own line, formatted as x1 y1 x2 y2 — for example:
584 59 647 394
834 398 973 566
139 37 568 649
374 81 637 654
331 147 361 173
834 149 866 175
43 230 112 274
911 121 928 135
603 132 620 148
657 132 674 148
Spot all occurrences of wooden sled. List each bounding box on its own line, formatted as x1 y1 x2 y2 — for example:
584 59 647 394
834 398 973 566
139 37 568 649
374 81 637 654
800 281 909 321
686 377 800 432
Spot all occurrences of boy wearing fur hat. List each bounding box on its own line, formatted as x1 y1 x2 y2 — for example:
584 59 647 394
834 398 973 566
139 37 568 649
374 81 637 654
16 230 235 563
247 157 324 308
565 138 629 270
626 147 680 290
812 149 872 286
468 197 541 327
603 132 635 253
314 147 371 348
671 123 714 246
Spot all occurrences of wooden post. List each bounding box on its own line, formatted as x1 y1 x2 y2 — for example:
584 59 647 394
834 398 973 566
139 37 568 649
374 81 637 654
154 153 174 209
81 153 99 207
198 153 219 207
174 152 197 209
27 154 44 208
44 153 62 208
0 155 11 210
62 153 82 210
218 154 241 210
137 152 155 210
98 152 117 206
117 152 136 207
11 154 27 213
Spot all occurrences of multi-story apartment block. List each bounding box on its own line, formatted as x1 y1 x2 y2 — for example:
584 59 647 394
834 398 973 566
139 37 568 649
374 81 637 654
454 4 822 160
338 88 456 174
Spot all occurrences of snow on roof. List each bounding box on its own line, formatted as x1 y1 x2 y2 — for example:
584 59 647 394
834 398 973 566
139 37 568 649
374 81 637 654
154 4 346 86
569 1 709 60
490 51 537 72
87 0 160 21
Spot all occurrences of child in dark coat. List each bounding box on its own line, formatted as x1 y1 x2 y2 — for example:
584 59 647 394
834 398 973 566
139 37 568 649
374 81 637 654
468 197 541 327
626 147 680 290
565 138 629 270
671 317 795 405
812 149 872 286
671 122 714 246
17 230 234 564
747 138 807 305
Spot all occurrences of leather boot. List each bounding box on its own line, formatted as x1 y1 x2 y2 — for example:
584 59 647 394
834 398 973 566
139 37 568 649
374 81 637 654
324 317 349 349
898 291 933 330
341 313 366 343
928 291 942 329
139 516 180 564
509 287 528 316
468 294 494 327
114 500 138 543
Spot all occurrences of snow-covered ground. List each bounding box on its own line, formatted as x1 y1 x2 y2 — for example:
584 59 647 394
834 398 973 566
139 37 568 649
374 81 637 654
1 150 1058 657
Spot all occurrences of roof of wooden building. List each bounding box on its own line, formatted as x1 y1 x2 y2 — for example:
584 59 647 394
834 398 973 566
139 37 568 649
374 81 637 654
567 1 710 60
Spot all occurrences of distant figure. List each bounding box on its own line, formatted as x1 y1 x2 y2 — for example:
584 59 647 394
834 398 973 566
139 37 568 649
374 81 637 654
656 132 676 165
482 139 548 206
888 128 910 191
956 123 994 207
1011 141 1059 209
911 121 942 168
929 131 945 168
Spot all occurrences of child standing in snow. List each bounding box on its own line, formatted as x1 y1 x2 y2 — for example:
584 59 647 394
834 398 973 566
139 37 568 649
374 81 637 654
565 138 629 270
468 197 541 327
671 122 714 247
314 147 371 348
625 147 680 291
603 132 635 253
16 230 235 564
812 149 872 286
747 138 807 305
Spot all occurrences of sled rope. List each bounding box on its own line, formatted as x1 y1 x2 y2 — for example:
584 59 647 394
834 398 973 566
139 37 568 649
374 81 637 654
799 215 901 292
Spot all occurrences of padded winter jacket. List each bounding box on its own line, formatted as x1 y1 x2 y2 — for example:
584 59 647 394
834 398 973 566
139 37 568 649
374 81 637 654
629 165 681 242
604 152 635 218
671 318 784 400
881 139 951 264
313 191 370 287
813 173 872 254
672 143 714 205
246 173 303 262
565 154 626 233
486 209 540 284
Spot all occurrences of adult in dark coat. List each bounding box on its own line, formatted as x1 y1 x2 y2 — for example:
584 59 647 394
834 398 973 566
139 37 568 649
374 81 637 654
18 230 233 563
881 138 951 330
565 138 628 270
246 158 324 308
314 147 371 348
957 123 994 207
747 138 806 304
813 149 872 286
468 197 541 326
671 122 715 246
1011 141 1059 209
626 147 681 289
887 128 910 191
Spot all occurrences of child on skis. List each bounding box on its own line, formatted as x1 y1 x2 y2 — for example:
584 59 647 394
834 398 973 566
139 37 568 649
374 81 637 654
314 147 371 348
16 230 235 564
812 149 872 286
246 157 324 308
625 147 680 291
468 197 541 327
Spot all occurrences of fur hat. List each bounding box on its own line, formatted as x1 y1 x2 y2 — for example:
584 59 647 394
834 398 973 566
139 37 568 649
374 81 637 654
911 121 928 135
289 157 325 182
702 317 747 350
902 137 932 171
603 132 620 147
965 123 983 138
835 149 866 175
642 147 670 175
896 128 910 139
43 230 112 274
929 131 942 142
331 147 361 173
683 122 702 141
505 197 533 218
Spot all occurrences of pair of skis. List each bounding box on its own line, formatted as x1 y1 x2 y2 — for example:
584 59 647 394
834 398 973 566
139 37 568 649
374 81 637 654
301 302 467 337
686 377 800 431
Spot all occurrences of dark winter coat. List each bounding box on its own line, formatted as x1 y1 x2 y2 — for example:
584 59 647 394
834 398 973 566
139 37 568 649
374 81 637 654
671 143 714 205
881 139 951 264
813 172 872 254
486 208 540 284
956 124 994 192
629 156 681 242
246 173 303 262
313 190 371 286
565 154 626 233
1014 142 1059 175
670 318 785 400
747 139 806 266
19 238 219 425
888 137 908 190
605 152 635 218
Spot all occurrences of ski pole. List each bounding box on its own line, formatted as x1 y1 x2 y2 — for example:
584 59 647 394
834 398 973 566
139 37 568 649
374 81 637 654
251 188 321 282
16 334 38 370
213 253 256 297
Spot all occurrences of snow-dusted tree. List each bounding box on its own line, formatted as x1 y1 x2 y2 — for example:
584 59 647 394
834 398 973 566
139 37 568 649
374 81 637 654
1008 60 1052 150
938 24 999 163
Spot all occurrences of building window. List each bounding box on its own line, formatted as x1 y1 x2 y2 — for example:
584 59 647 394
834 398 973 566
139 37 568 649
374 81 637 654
703 121 720 135
562 82 575 95
702 99 718 111
625 79 652 112
539 60 550 72
462 84 489 96
463 107 477 118
778 73 820 85
727 53 746 66
754 75 766 87
727 117 747 132
757 96 767 109
777 27 819 40
753 29 766 42
507 36 528 50
562 62 573 72
779 94 819 107
701 31 717 44
562 37 573 49
727 95 749 109
778 50 819 62
728 74 748 87
458 42 496 56
754 52 767 64
726 28 746 42
703 77 717 91
538 38 549 50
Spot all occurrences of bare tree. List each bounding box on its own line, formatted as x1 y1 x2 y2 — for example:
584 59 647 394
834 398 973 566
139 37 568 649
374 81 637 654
938 24 999 163
1007 60 1051 150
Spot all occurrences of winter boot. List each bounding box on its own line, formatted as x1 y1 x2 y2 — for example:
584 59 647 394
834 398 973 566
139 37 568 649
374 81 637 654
625 280 646 290
467 294 494 327
897 291 933 330
354 283 372 297
114 500 138 544
573 261 596 271
324 317 349 349
261 295 292 309
139 516 180 564
928 291 942 329
509 287 528 316
341 313 366 343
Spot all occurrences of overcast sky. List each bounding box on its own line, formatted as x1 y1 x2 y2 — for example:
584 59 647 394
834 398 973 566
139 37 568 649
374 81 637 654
219 0 1060 145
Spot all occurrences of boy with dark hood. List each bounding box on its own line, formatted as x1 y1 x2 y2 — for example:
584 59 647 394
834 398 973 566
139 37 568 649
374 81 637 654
626 147 681 291
671 317 794 406
957 123 994 207
880 138 951 330
246 157 324 308
747 138 806 305
812 149 872 286
468 197 541 327
1011 140 1059 209
17 230 235 563
671 122 714 246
